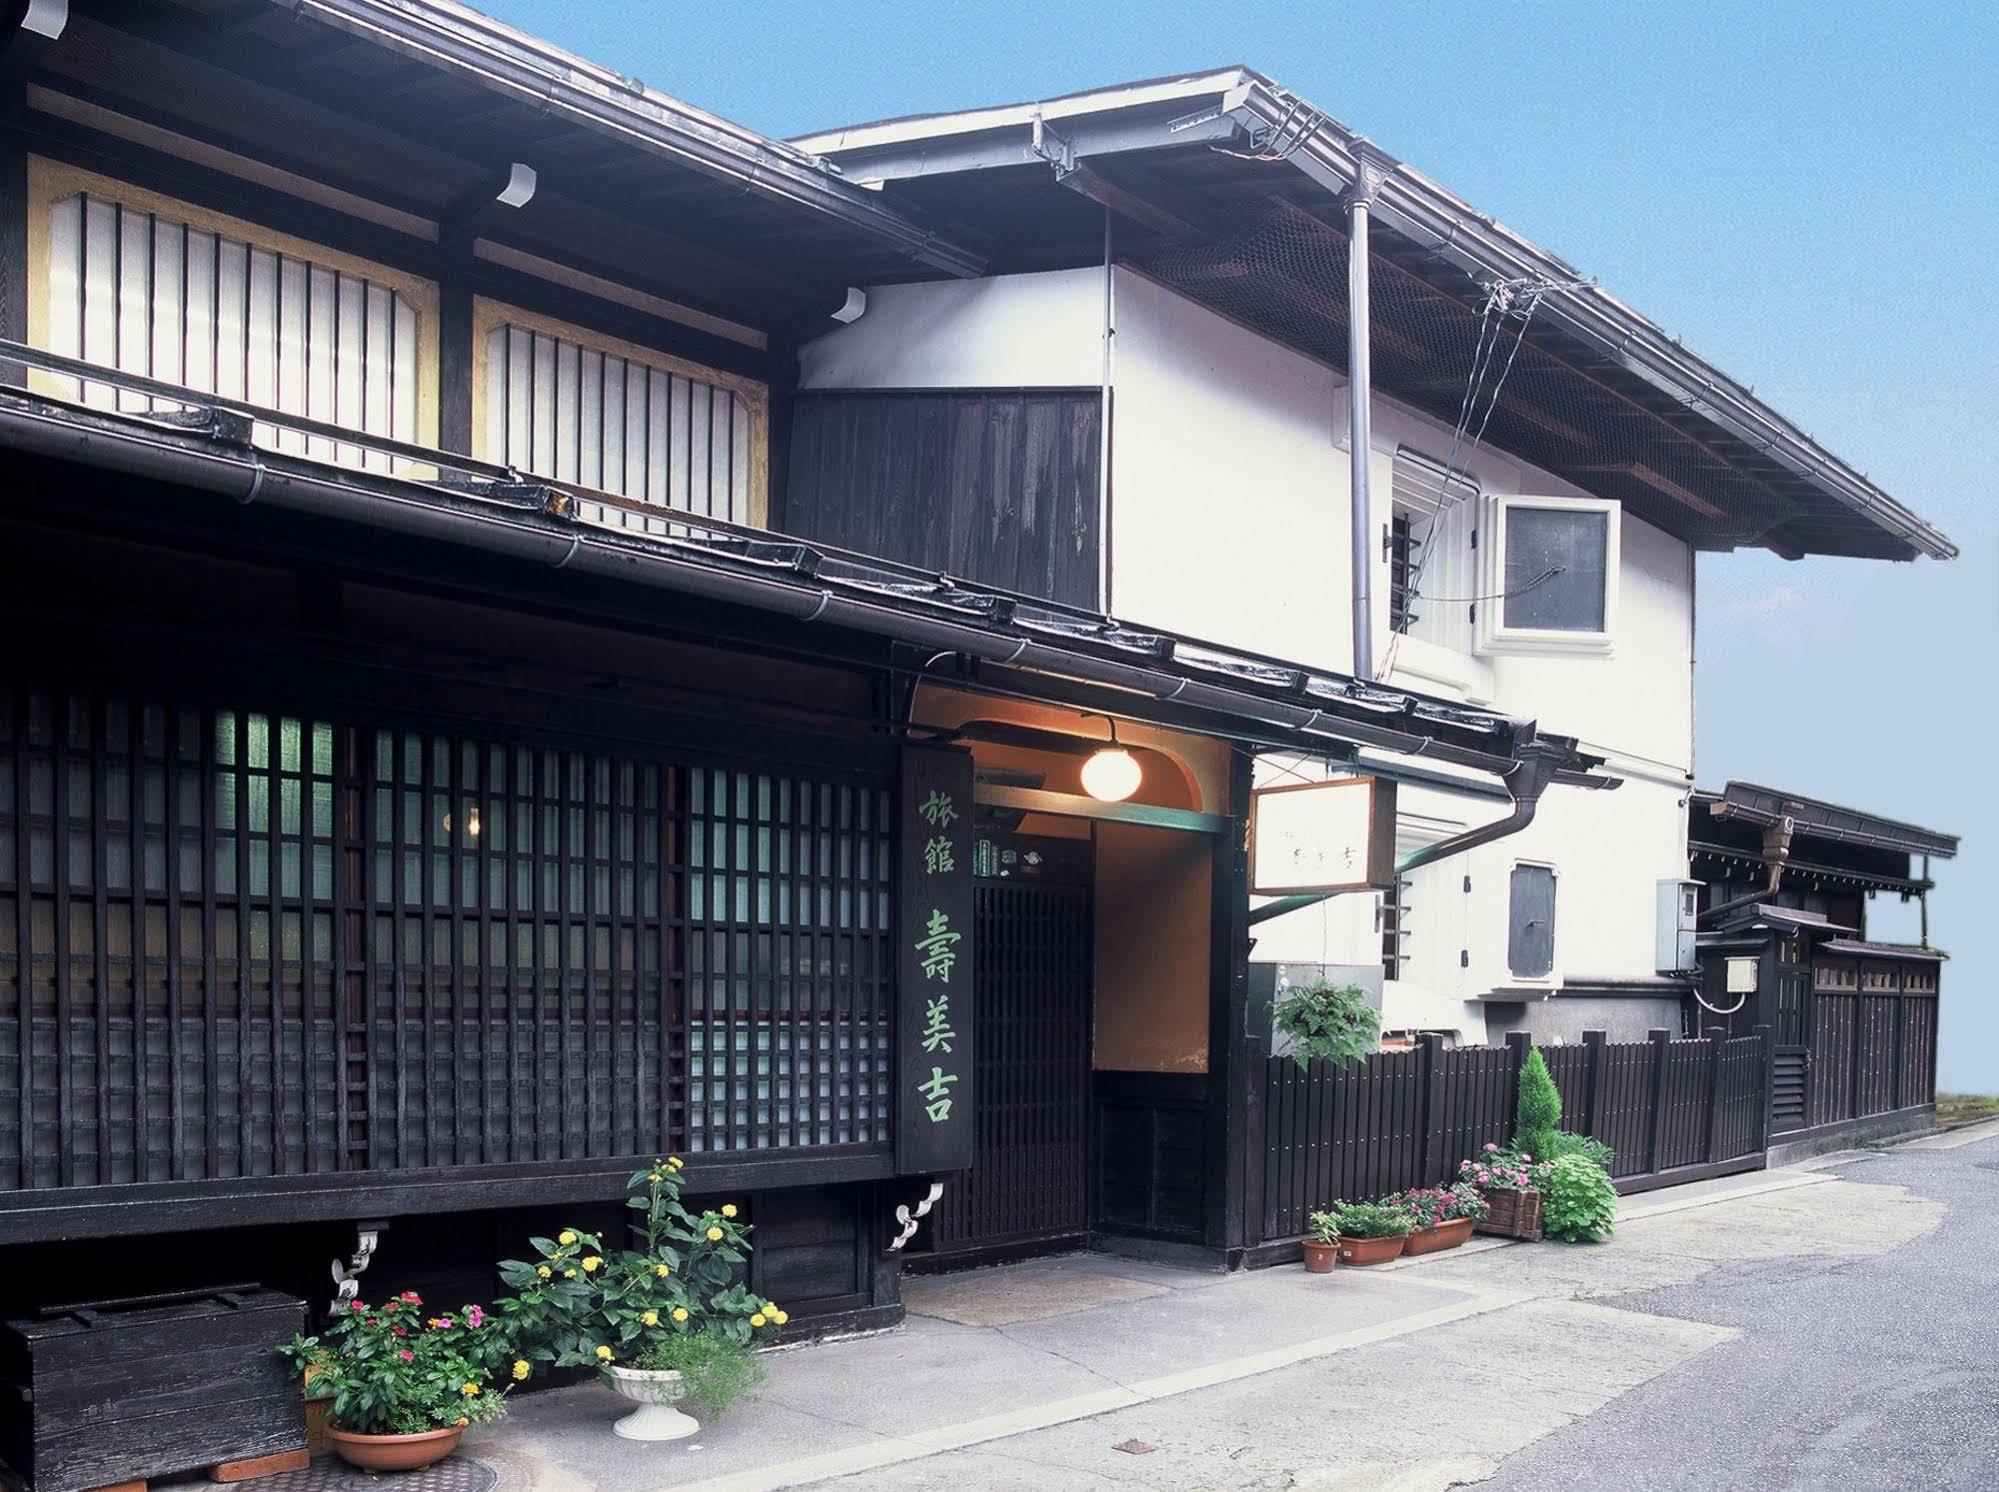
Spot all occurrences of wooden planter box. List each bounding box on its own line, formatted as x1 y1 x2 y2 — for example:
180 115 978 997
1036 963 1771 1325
0 1286 306 1492
1475 1187 1543 1241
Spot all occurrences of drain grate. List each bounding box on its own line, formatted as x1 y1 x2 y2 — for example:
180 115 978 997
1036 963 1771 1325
245 1455 500 1492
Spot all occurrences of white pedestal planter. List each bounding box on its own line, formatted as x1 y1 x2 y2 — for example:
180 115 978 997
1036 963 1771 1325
603 1365 699 1441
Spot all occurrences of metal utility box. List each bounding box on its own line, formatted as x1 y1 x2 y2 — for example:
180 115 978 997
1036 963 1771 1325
0 1285 306 1492
1656 878 1701 975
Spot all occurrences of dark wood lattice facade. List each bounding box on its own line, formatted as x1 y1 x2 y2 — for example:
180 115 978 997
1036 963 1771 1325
0 678 895 1199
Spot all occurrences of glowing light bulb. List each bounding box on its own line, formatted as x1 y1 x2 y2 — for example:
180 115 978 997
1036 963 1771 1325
1081 747 1142 803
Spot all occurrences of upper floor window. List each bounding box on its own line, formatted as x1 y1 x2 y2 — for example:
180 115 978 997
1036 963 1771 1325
1479 496 1620 656
35 160 434 467
1389 447 1478 651
476 301 767 531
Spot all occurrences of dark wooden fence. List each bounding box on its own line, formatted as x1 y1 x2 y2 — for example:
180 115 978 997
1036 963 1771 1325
1256 1027 1770 1243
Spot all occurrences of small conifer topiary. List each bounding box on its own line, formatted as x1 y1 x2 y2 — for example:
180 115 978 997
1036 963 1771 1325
1513 1048 1562 1162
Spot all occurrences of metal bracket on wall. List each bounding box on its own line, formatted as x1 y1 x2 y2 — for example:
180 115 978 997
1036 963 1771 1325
329 1221 391 1314
886 1183 945 1252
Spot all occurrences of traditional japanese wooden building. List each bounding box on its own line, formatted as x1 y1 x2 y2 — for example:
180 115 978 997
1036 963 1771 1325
1690 782 1957 1159
0 0 1626 1332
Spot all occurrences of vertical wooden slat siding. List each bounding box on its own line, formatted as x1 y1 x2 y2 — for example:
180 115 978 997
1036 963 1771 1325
0 684 892 1196
781 391 1105 610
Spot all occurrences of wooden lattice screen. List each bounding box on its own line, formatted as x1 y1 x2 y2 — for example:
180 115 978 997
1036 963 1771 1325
0 683 894 1193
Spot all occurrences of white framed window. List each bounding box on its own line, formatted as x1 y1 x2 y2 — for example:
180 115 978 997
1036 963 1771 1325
476 301 767 532
1477 495 1620 655
43 182 424 471
1507 862 1558 982
1388 447 1478 654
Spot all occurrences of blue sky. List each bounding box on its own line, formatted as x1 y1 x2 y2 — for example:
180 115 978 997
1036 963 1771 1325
488 1 1997 1089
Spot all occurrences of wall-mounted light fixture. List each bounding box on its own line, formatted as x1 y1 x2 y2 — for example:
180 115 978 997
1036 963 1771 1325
1080 718 1142 803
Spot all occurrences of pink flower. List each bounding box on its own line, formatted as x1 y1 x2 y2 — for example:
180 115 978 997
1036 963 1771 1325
1483 1142 1498 1152
398 1349 414 1362
401 1291 422 1305
467 1306 485 1328
350 1301 367 1313
438 1316 454 1329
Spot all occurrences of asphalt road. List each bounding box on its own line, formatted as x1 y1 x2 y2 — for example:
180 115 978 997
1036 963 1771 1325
1481 1131 1999 1491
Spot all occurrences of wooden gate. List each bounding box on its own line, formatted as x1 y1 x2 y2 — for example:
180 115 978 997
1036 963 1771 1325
926 879 1093 1256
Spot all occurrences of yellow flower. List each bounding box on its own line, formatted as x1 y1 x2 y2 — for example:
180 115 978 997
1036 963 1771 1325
595 1344 614 1361
581 1256 603 1274
721 1204 738 1219
774 1310 789 1326
456 1417 470 1428
672 1307 689 1323
558 1230 578 1246
648 1172 663 1183
668 1156 684 1171
461 1383 481 1397
536 1265 552 1280
563 1268 577 1279
706 1226 724 1242
653 1263 671 1278
512 1360 531 1381
750 1313 767 1328
641 1310 659 1327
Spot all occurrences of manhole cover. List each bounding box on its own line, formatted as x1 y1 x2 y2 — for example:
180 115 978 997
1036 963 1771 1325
247 1456 500 1492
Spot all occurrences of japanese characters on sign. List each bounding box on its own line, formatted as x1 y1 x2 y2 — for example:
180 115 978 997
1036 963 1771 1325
896 746 976 1172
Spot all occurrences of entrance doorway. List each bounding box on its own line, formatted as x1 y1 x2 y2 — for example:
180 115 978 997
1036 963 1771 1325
926 855 1094 1259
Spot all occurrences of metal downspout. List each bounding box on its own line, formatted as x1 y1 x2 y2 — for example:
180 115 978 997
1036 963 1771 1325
1694 815 1797 927
1346 160 1384 682
1245 738 1569 925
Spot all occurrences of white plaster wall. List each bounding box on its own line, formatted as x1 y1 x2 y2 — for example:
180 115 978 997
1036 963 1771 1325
1103 269 1350 670
796 268 1103 389
797 266 1699 1039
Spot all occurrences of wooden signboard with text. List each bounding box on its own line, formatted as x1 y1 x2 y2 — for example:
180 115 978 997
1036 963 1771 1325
1248 775 1399 895
896 745 977 1173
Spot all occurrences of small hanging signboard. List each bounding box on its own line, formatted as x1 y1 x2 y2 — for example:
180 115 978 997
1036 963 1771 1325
1248 775 1399 895
896 744 977 1174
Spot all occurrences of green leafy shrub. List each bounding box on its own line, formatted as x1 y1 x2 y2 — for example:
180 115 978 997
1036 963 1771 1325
1542 1155 1617 1243
1311 1200 1413 1240
1544 1130 1615 1171
1513 1049 1563 1161
629 1332 766 1419
1275 980 1380 1068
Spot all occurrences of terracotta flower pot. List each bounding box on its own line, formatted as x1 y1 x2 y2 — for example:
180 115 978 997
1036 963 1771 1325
1335 1233 1407 1266
1404 1217 1476 1255
327 1424 464 1472
1301 1239 1340 1274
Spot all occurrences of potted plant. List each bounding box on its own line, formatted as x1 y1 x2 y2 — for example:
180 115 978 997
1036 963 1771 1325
1460 1144 1546 1240
1395 1181 1491 1254
287 1296 508 1471
494 1156 780 1442
1314 1200 1413 1266
1300 1212 1341 1274
1274 979 1381 1068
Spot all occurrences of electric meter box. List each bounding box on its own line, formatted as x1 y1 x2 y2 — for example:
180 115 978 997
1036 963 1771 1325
1656 879 1700 975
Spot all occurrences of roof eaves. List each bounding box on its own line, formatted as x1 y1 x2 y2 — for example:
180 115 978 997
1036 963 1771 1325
277 0 987 278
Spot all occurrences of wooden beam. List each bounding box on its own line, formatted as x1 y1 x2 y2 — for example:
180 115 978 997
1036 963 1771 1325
1057 159 1221 240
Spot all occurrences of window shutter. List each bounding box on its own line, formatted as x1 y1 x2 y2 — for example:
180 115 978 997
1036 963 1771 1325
1389 448 1477 651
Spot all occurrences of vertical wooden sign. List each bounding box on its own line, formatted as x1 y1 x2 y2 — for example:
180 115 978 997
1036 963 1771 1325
896 744 976 1173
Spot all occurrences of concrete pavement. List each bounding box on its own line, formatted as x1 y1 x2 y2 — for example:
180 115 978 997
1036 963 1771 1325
472 1128 1981 1491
